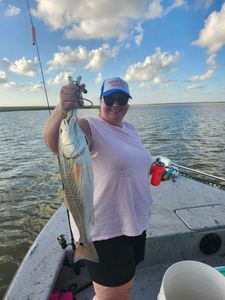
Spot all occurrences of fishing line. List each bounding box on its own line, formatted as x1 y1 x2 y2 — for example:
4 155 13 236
26 0 51 115
68 76 93 108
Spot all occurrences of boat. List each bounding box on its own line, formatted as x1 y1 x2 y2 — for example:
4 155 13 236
3 157 225 300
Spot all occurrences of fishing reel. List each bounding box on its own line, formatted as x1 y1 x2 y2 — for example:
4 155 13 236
57 234 75 250
57 234 86 277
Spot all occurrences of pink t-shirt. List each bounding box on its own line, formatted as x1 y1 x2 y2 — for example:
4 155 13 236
83 116 153 241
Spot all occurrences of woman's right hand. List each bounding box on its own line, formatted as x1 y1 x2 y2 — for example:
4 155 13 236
59 82 85 115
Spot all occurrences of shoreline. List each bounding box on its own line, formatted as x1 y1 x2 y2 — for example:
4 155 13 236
0 101 224 112
0 105 100 112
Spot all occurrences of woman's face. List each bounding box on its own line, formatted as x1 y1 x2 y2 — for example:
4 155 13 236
99 93 130 126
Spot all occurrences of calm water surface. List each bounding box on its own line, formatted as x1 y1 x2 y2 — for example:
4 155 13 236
0 102 225 297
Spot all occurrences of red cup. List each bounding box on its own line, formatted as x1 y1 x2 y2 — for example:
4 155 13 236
151 161 166 186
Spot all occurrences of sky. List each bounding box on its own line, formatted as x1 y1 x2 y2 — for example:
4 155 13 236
0 0 225 106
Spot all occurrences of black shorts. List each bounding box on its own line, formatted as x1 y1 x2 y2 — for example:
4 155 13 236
86 231 146 287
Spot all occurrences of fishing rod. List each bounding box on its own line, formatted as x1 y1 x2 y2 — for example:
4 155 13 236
26 0 51 115
26 0 75 249
170 162 225 183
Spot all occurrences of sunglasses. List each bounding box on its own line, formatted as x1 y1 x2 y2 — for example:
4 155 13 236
103 94 129 106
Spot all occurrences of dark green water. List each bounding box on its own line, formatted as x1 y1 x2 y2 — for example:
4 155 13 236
0 102 225 298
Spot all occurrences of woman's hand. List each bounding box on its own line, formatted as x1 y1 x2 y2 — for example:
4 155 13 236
59 82 85 115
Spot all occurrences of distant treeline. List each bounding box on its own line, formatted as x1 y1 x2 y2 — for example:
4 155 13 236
0 105 99 112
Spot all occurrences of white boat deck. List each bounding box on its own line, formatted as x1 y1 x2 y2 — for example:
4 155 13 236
4 174 225 299
59 176 225 300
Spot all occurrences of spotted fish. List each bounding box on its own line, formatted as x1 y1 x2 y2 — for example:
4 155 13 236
58 109 98 263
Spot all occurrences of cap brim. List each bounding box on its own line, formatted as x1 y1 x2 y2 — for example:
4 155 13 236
102 89 132 99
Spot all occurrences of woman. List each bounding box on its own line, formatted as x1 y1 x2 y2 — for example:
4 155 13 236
43 77 153 300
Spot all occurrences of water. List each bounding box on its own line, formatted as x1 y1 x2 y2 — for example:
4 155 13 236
0 102 225 297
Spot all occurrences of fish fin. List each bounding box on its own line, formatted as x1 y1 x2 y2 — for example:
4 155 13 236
90 151 98 158
74 242 99 263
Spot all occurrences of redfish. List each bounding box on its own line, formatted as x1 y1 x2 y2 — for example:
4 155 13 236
58 109 98 263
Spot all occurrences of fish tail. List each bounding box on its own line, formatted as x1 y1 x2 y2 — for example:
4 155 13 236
74 242 99 263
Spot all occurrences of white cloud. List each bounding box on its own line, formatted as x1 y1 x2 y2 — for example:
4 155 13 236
166 0 187 12
94 73 103 84
65 18 129 41
32 0 186 41
146 0 164 19
134 23 144 47
191 4 225 82
21 84 43 92
4 5 21 16
192 3 225 53
124 48 180 86
48 44 118 72
186 84 203 90
47 46 88 72
190 69 214 81
33 0 145 40
2 57 39 77
85 44 118 71
190 52 217 82
0 70 7 84
206 54 217 68
193 0 214 10
3 82 16 89
146 0 187 19
0 71 16 88
152 74 171 86
48 72 72 85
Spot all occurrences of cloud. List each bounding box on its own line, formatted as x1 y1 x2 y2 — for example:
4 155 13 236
124 47 180 86
4 5 21 16
2 57 39 77
146 0 187 19
47 46 88 72
192 3 225 53
65 18 129 41
32 0 145 40
191 4 225 82
190 69 214 81
85 44 119 71
193 0 214 10
166 0 187 12
152 74 172 86
0 70 7 84
146 0 164 19
47 72 72 85
48 44 118 72
32 0 186 41
21 84 43 92
186 84 203 90
190 54 217 82
94 73 103 84
0 71 16 88
206 54 216 68
134 23 144 47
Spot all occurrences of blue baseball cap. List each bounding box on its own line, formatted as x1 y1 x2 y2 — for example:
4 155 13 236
100 77 132 98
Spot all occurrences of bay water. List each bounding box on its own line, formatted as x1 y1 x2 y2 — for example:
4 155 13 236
0 102 225 297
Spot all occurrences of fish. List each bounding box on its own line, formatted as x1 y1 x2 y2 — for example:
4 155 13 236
58 108 99 263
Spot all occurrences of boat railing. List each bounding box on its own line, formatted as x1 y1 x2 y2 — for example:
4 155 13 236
153 156 225 189
170 162 225 183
